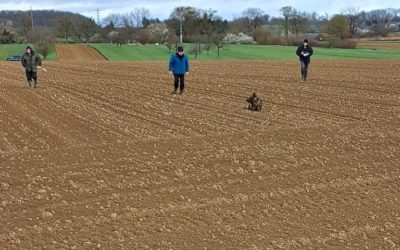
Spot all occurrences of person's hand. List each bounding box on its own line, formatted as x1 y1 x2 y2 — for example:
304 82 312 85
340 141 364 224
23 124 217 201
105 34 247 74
169 71 173 74
301 52 304 55
185 72 189 76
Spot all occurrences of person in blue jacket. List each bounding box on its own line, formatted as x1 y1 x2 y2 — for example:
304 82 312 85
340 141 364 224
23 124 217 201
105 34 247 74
169 46 189 95
296 39 313 81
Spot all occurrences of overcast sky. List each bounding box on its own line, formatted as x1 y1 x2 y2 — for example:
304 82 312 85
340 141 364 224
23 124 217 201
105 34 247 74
0 0 399 21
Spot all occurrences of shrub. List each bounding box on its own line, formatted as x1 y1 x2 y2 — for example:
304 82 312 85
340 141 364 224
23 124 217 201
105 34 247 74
147 23 168 44
188 45 199 59
268 37 282 45
286 37 302 46
223 32 255 44
330 39 358 49
135 29 151 44
29 27 55 59
254 29 272 45
0 21 18 44
312 41 331 48
287 38 334 48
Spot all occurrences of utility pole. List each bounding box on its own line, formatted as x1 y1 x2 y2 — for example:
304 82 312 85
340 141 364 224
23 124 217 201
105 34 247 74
30 7 34 29
179 18 183 44
97 8 100 25
178 9 184 44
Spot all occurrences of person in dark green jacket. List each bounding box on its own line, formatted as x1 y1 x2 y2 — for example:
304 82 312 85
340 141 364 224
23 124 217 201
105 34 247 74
168 46 189 95
21 46 42 88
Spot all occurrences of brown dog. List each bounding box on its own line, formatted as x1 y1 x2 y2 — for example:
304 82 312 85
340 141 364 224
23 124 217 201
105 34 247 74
246 92 262 111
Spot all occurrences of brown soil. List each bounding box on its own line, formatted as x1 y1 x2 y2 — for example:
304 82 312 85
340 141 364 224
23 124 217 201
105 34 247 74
1 60 399 249
56 44 106 62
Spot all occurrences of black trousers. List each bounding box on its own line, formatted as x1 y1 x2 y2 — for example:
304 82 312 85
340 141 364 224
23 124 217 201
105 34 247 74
300 61 309 80
174 74 185 91
26 70 37 82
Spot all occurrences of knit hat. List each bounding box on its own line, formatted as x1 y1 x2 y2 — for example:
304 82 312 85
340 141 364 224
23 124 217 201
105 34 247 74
177 46 184 52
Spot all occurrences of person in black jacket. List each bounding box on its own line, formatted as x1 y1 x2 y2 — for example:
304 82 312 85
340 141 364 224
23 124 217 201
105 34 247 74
296 39 313 81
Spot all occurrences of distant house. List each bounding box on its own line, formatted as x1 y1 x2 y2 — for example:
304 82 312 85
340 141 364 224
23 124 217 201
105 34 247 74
356 27 373 34
388 22 400 31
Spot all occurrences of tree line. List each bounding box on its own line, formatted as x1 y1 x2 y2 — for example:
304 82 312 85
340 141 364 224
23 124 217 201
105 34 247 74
1 7 399 57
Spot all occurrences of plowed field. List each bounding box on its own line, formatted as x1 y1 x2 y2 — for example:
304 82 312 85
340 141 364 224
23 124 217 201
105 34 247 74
358 42 400 50
56 45 106 61
1 60 400 249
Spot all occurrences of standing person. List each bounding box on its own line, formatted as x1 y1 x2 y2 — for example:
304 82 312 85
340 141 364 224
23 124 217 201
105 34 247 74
296 39 313 81
168 46 189 95
21 46 42 89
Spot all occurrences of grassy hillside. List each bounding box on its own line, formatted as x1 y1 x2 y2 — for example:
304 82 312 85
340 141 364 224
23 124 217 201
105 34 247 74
0 44 57 61
91 43 400 61
90 44 173 61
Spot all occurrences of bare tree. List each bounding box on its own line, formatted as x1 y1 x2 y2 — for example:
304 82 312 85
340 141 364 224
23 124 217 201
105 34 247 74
103 13 124 28
168 6 201 42
198 8 224 53
365 9 394 36
55 15 75 42
280 6 293 39
229 18 248 34
199 8 219 38
165 29 178 52
189 44 200 59
121 13 135 43
104 10 151 44
122 8 150 29
147 23 169 44
344 7 363 37
29 27 55 59
242 8 266 39
132 7 151 28
76 18 98 42
290 10 308 37
19 14 32 42
108 31 126 46
304 12 330 34
203 42 213 55
212 33 225 57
